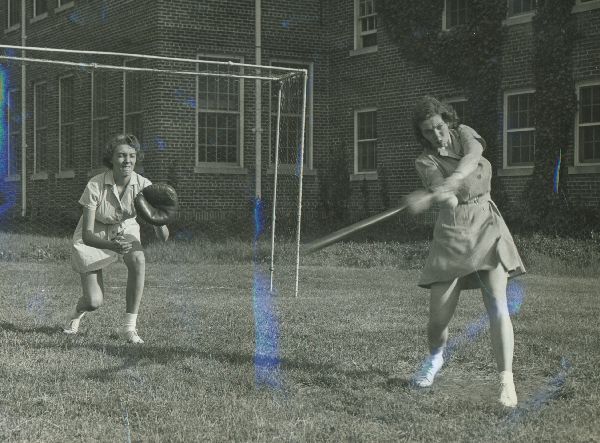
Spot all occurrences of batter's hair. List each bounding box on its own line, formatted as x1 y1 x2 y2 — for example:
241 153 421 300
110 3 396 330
412 96 459 148
102 134 143 168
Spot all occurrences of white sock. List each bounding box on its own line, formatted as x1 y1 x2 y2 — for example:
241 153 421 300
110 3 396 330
123 313 138 332
430 348 444 363
499 370 514 383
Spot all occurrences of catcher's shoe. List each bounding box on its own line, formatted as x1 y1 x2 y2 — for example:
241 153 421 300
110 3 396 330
413 354 444 388
119 329 144 344
499 372 518 407
63 314 85 335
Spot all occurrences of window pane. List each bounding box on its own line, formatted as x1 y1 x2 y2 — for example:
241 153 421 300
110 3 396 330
61 124 75 170
507 93 534 129
358 141 376 172
35 0 48 15
580 85 600 124
9 0 20 27
580 125 600 162
508 130 535 166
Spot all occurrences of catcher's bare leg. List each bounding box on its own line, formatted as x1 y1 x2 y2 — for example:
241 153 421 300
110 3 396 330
120 246 145 344
478 264 517 407
414 279 461 387
63 270 105 334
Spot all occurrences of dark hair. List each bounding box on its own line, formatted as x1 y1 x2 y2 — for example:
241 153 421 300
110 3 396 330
412 96 459 148
102 134 143 168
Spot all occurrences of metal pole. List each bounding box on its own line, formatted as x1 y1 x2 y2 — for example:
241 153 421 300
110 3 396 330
254 0 262 199
294 71 308 297
20 0 26 217
269 83 283 292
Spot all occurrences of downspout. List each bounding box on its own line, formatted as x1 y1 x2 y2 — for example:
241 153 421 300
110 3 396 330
20 0 26 217
255 0 261 199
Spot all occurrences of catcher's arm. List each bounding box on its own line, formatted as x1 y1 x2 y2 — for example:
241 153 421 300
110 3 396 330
81 207 132 254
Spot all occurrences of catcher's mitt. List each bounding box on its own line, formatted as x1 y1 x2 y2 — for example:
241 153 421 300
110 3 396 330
134 183 179 226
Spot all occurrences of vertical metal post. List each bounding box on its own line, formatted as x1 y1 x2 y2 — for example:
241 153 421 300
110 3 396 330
269 82 283 292
294 71 308 297
20 0 27 216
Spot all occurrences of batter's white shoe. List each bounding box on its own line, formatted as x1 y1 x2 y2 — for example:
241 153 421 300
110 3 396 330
413 354 444 387
63 313 85 335
119 329 144 344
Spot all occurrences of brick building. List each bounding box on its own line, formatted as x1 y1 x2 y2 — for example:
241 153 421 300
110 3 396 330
1 0 599 231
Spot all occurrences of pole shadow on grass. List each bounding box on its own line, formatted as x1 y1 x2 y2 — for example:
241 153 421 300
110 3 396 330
0 321 60 336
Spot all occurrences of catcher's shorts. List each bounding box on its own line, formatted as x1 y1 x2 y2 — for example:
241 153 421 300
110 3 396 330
71 217 141 273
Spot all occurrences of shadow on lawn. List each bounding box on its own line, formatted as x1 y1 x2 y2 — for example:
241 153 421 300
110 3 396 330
0 321 60 336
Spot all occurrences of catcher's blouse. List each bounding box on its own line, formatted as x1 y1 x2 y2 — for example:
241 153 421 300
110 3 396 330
71 170 152 273
415 124 526 289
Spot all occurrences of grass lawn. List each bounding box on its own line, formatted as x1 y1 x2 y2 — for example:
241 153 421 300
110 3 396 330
0 242 599 442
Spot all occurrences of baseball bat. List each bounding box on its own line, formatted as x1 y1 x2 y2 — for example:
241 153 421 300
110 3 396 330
302 190 436 254
302 204 408 255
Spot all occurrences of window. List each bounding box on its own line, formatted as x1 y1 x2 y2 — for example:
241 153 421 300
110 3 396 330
7 0 20 28
33 82 48 174
269 61 312 168
196 56 243 166
33 0 48 17
7 88 21 176
59 76 75 171
124 59 144 147
355 109 377 173
355 0 377 49
57 0 73 7
91 71 110 168
445 98 470 126
576 84 600 164
504 91 535 167
508 0 536 16
443 0 468 30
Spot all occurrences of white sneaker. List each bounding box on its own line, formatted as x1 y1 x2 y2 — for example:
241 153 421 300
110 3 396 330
413 354 444 387
63 313 85 335
119 329 144 344
499 373 518 407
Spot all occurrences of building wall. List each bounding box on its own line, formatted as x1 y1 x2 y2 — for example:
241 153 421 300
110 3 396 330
1 0 600 231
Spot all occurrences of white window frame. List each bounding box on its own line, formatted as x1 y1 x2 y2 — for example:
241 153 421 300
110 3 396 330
444 97 468 123
504 0 536 26
6 0 21 31
32 0 48 22
354 108 378 175
58 74 75 177
6 88 20 178
195 54 245 174
268 59 313 173
123 58 144 144
91 70 110 170
503 89 536 170
573 0 600 13
443 0 468 31
352 0 377 54
573 81 600 170
33 81 48 178
55 0 74 13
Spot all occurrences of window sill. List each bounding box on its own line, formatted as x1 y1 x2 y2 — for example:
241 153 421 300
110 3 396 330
267 165 316 175
55 2 75 13
572 1 600 13
56 170 75 179
4 174 20 182
502 13 535 26
4 24 20 34
350 172 378 181
32 172 48 180
568 164 600 174
349 46 378 57
496 167 533 177
194 164 248 175
30 12 48 24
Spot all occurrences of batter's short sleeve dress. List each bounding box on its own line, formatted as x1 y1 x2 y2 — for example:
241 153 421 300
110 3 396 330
415 125 525 290
71 170 152 273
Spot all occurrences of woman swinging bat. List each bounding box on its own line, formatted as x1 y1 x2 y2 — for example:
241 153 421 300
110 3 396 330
406 96 525 407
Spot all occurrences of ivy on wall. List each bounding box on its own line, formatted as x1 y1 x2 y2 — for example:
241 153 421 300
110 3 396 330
377 0 581 228
376 0 507 173
527 0 577 225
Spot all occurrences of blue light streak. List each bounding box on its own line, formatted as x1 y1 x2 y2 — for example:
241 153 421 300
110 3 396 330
0 64 16 219
252 197 282 389
553 150 561 194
